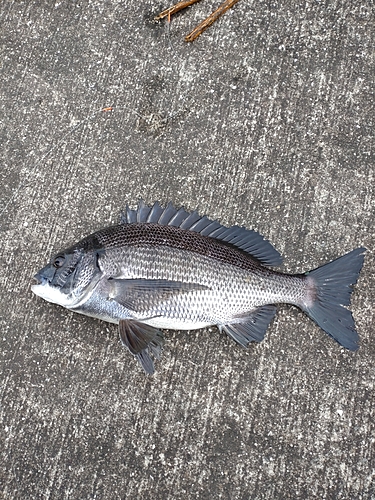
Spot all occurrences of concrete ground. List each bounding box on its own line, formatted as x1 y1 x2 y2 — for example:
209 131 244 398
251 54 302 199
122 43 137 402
1 1 374 498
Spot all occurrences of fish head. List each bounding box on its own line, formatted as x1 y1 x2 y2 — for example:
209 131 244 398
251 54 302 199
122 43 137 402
31 243 101 309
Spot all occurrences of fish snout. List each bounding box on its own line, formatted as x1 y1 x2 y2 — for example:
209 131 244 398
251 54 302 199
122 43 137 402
33 265 55 285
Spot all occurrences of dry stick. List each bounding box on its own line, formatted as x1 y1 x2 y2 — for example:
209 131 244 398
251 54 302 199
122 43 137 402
154 0 203 21
185 0 240 42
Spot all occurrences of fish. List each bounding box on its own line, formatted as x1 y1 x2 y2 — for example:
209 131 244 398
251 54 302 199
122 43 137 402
31 200 366 374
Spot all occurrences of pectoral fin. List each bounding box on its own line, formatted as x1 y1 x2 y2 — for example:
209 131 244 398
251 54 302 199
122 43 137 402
219 305 277 347
119 319 165 374
109 278 208 312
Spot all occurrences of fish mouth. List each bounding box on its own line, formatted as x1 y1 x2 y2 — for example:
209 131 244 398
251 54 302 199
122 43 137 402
31 278 44 294
31 278 68 306
31 273 50 296
33 271 51 286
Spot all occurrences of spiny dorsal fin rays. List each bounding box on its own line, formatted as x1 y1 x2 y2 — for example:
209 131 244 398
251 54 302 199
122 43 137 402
137 199 152 223
178 210 202 229
124 204 137 224
168 207 192 227
146 201 164 223
120 200 282 267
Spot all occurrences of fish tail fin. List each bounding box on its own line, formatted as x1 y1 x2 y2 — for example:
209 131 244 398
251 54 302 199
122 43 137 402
300 247 365 350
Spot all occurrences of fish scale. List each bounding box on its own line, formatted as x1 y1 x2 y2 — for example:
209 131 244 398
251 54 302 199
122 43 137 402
31 200 365 374
100 245 303 322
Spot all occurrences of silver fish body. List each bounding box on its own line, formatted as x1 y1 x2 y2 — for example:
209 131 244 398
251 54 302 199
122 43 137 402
32 200 365 374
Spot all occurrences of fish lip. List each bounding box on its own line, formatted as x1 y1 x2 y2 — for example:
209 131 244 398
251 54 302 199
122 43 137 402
33 273 48 285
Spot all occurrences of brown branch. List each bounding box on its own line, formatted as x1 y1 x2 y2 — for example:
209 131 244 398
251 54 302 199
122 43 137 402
185 0 240 42
154 0 203 21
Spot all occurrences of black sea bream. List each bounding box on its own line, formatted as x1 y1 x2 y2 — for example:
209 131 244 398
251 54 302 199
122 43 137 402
32 200 365 374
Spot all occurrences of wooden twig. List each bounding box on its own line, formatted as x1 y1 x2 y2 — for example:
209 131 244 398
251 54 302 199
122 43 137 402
185 0 240 42
154 0 202 21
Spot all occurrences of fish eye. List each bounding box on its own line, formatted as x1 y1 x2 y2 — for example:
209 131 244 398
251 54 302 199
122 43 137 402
53 255 65 268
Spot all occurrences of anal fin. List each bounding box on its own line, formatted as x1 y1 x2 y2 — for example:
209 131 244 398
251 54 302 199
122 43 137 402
119 319 165 374
219 305 277 347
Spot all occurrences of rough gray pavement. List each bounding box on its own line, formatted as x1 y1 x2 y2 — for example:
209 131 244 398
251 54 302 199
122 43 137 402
1 1 374 498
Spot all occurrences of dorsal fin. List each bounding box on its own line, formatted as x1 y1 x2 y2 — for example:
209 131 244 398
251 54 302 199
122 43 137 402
120 200 282 267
